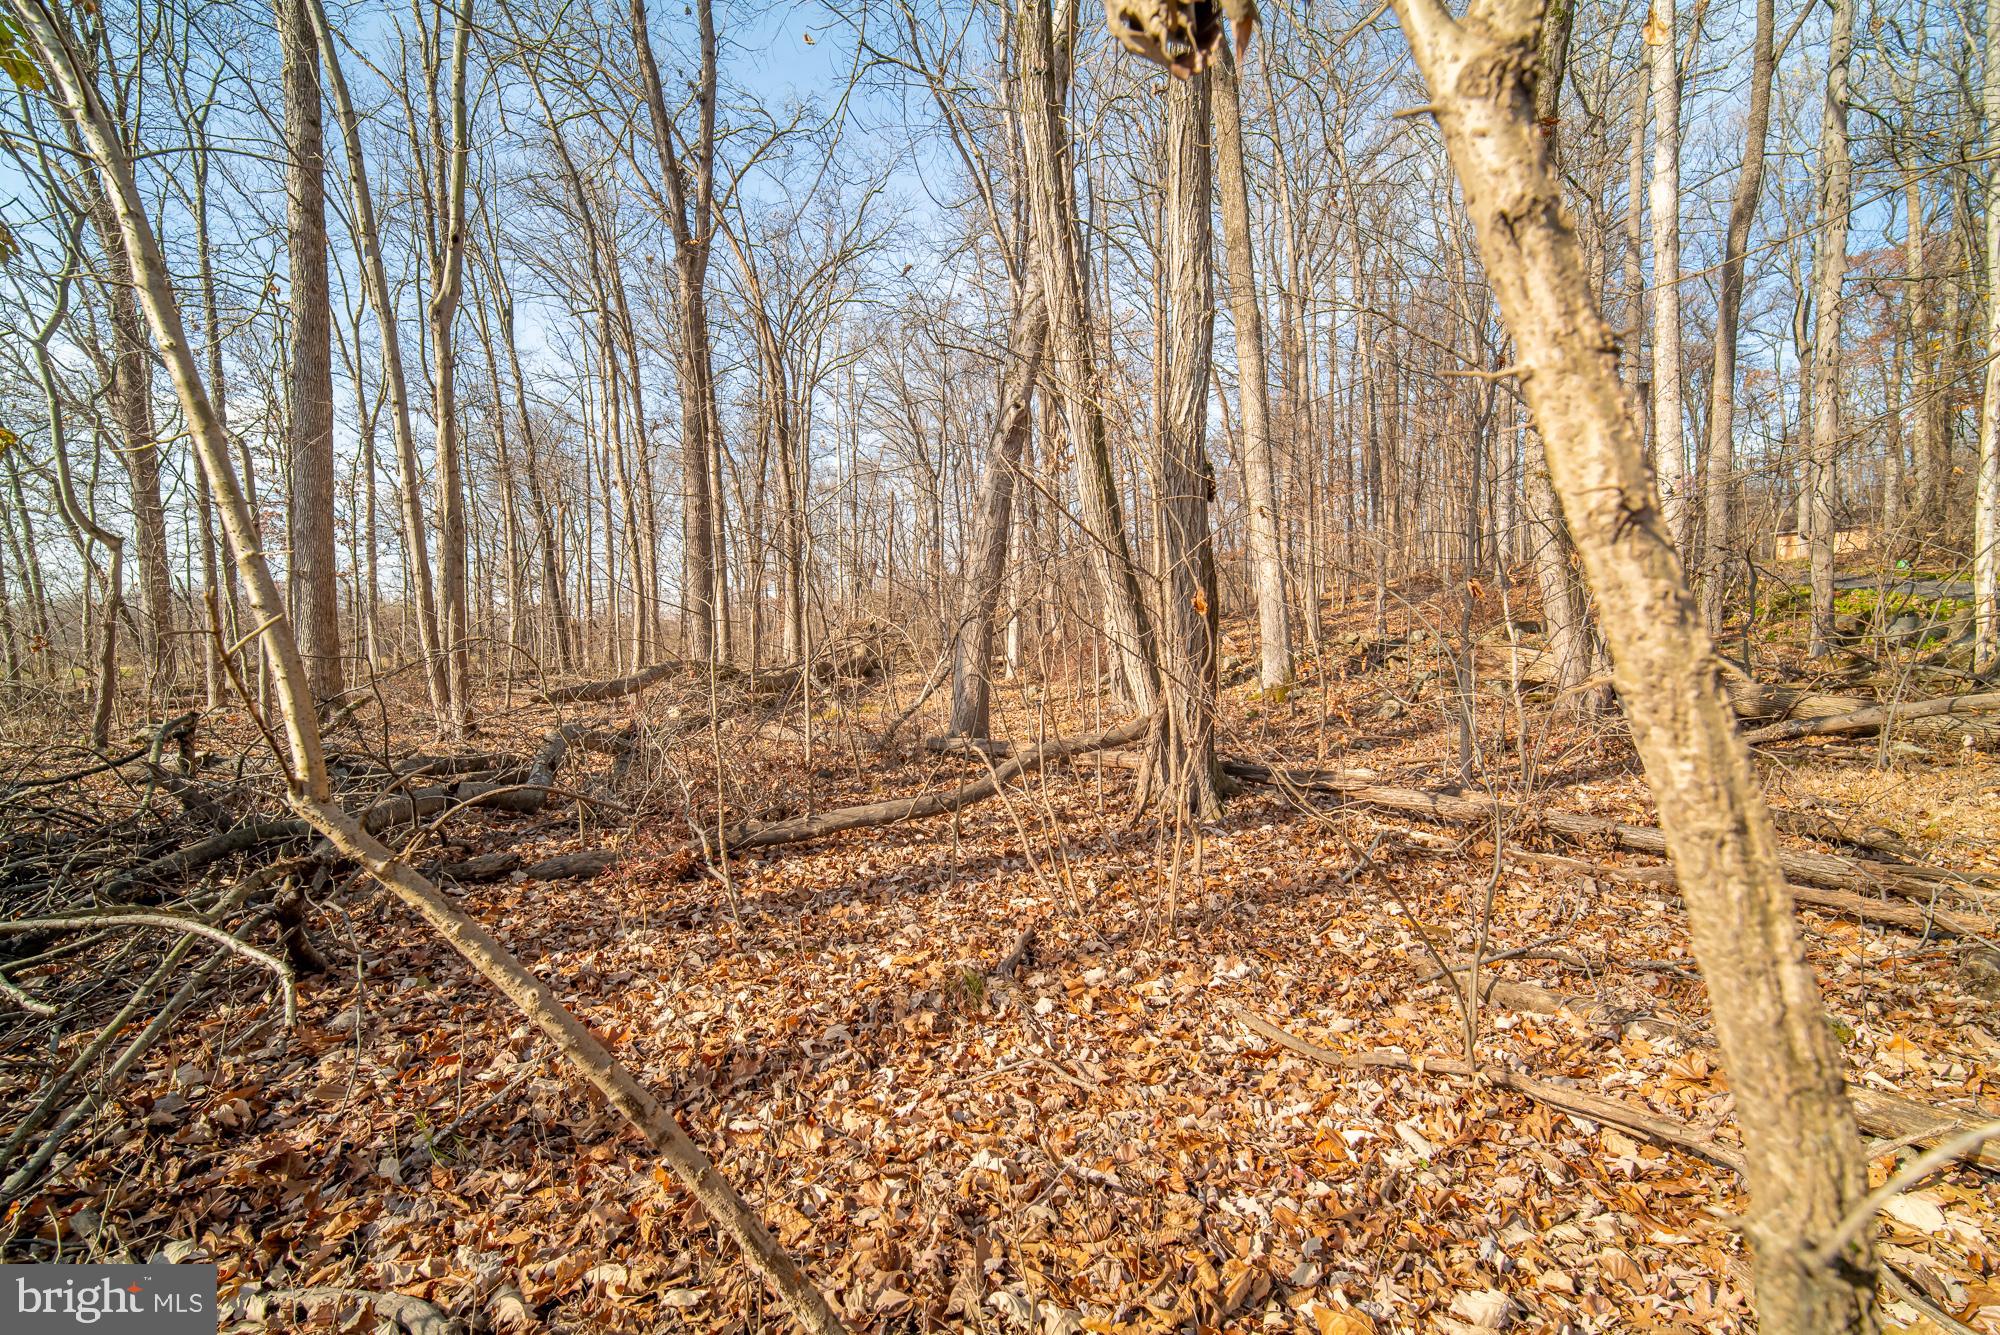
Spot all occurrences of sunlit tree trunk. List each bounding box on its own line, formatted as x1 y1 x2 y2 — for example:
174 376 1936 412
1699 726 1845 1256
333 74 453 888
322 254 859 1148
632 0 724 662
1381 1 1878 1328
1698 0 1773 632
948 281 1047 738
1977 0 2000 673
306 0 450 719
1156 69 1224 818
277 0 343 701
428 0 474 730
1646 0 1686 548
1524 0 1591 692
1018 0 1159 713
1213 43 1291 690
76 191 174 703
1806 0 1853 659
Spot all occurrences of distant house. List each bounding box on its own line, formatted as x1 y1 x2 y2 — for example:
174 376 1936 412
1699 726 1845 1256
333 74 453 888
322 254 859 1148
1774 527 1874 562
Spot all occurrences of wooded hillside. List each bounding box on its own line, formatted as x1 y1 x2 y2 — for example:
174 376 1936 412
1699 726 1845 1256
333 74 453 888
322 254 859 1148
2 0 2000 1330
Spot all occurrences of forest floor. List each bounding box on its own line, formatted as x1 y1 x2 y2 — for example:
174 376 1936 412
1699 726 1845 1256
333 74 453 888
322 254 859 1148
6 579 2000 1334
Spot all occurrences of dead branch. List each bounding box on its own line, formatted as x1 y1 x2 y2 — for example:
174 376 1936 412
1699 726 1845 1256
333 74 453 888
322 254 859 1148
1 712 197 794
1239 1010 1747 1172
0 910 295 1024
1426 976 2000 1172
711 715 1153 854
101 818 308 903
993 924 1036 977
1743 691 2000 746
1222 760 1994 933
0 970 56 1016
458 725 573 814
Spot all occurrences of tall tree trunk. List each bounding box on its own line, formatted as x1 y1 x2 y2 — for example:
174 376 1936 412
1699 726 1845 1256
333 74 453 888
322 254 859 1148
1698 0 1775 631
1156 70 1224 819
632 0 723 663
1523 0 1591 693
1977 0 2000 673
306 0 449 718
1373 1 1879 1329
277 0 343 702
948 282 1047 738
79 196 174 703
1621 62 1647 390
1806 0 1854 659
1018 0 1159 712
1646 0 1687 548
1905 171 1948 547
429 0 474 731
190 109 229 705
1212 43 1291 689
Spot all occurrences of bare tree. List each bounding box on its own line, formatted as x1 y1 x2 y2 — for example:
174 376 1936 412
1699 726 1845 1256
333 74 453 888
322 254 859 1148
1342 0 1879 1327
63 119 176 704
428 0 475 730
277 0 343 701
947 277 1048 739
1522 0 1594 693
632 0 725 663
1152 65 1224 817
306 0 451 720
1018 0 1158 713
1977 0 2000 673
1805 0 1853 659
1698 0 1776 630
1645 0 1686 548
1213 41 1291 690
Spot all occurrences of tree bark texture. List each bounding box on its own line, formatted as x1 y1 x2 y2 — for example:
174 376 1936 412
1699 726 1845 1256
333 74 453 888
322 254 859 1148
1381 0 1878 1328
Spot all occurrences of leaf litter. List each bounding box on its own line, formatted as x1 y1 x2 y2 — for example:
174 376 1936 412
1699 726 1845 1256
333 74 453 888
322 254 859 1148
7 600 2000 1334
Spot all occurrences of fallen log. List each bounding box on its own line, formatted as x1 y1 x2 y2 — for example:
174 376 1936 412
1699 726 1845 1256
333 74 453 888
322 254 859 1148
394 751 521 778
540 661 694 704
1742 691 2000 746
1717 674 1999 749
1656 877 1988 939
1848 1086 2000 1172
1425 978 2000 1172
539 643 881 706
458 727 573 814
1222 760 1994 935
441 850 521 882
100 791 453 904
713 715 1153 854
1477 642 2000 748
1765 807 1910 858
522 850 618 881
